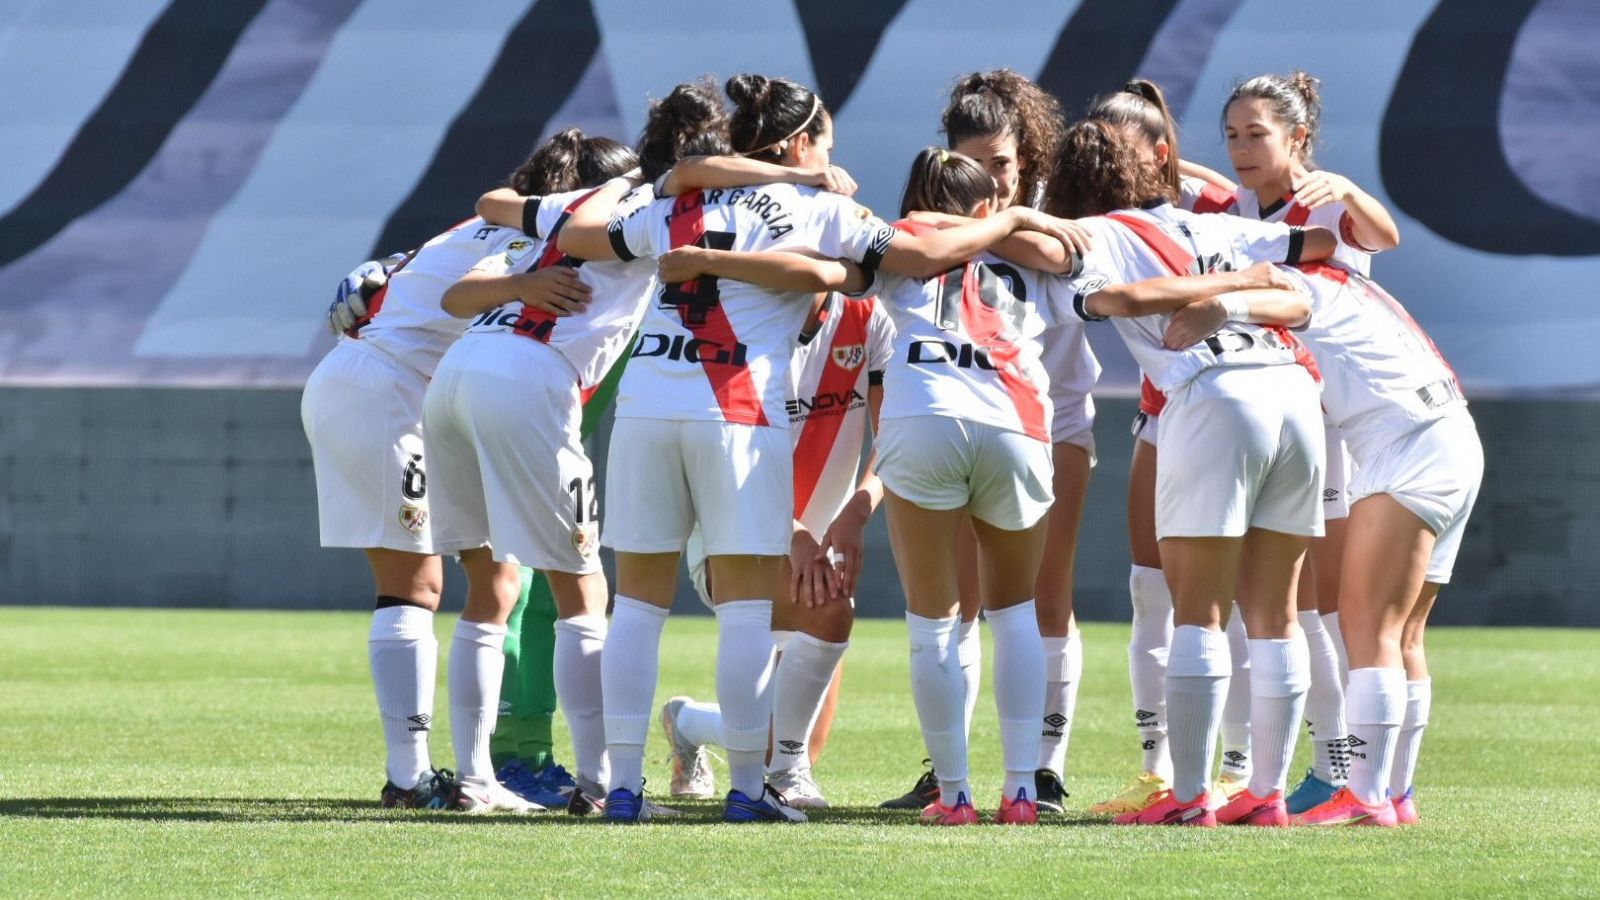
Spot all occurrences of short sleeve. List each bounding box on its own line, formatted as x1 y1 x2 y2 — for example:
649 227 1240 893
469 231 540 276
1044 238 1119 322
607 201 658 263
522 195 569 240
1226 215 1296 265
811 193 896 270
865 299 896 373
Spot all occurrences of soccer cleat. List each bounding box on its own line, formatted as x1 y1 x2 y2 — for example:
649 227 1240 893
1292 787 1399 827
1088 771 1169 815
880 761 940 810
529 759 578 794
1034 769 1068 814
1285 768 1342 815
603 786 650 824
565 786 604 817
993 789 1039 825
660 696 717 799
1113 790 1216 826
497 758 568 809
380 768 448 809
1392 787 1419 825
1209 774 1250 811
768 766 828 809
443 775 545 814
724 784 808 823
1216 787 1289 826
920 792 980 826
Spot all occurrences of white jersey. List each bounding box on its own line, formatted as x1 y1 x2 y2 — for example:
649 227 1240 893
1226 189 1372 275
460 184 658 391
356 217 514 377
873 222 1054 442
1286 262 1465 460
1178 175 1237 215
1057 204 1319 394
789 294 894 536
607 183 895 427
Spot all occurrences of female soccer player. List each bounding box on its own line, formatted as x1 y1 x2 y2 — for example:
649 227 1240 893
1164 262 1478 827
556 74 1081 824
1047 120 1337 827
301 129 629 813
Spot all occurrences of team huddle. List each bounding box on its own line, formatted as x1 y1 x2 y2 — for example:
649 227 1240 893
302 67 1482 828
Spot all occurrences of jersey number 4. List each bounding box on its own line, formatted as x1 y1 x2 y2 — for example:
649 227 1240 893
660 231 735 327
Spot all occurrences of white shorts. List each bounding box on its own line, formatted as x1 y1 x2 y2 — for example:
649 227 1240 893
876 415 1054 531
1132 410 1160 448
1156 365 1325 539
422 336 600 574
1050 389 1097 465
604 417 792 557
1323 420 1355 521
301 340 436 554
1348 413 1483 584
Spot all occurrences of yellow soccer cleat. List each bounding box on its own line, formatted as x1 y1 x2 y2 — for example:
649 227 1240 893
1088 772 1169 815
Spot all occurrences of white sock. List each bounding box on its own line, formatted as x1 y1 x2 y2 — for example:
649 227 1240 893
448 619 507 785
676 699 724 749
959 617 982 739
909 611 968 803
1323 611 1349 684
771 630 797 652
1219 611 1252 782
1246 636 1310 797
1036 630 1083 777
1299 610 1349 783
1128 565 1173 777
768 633 848 774
1345 666 1406 805
714 599 777 799
1390 678 1432 798
554 614 609 793
369 606 437 789
1166 625 1231 804
987 601 1045 800
602 595 668 794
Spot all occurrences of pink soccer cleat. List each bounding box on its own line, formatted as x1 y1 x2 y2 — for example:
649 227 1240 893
920 792 980 826
1215 788 1289 826
1292 787 1399 827
1113 789 1216 827
1392 787 1419 825
993 790 1039 826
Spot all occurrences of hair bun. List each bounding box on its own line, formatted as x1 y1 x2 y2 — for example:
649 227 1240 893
725 73 773 109
1288 70 1322 109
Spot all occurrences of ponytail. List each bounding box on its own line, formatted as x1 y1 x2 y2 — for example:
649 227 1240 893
1086 79 1181 195
898 147 996 218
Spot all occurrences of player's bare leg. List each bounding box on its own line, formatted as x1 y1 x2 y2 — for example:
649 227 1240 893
1233 529 1310 813
973 512 1049 819
1288 531 1351 813
365 548 445 806
1033 441 1090 809
541 569 611 803
603 550 679 810
767 582 851 807
1156 535 1241 810
1391 583 1439 822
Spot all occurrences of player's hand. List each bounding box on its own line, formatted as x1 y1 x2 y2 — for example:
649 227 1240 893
1291 170 1354 211
1010 209 1094 259
798 164 858 197
512 267 590 315
1163 297 1229 349
327 259 387 335
657 246 712 283
790 528 834 608
1240 260 1297 292
816 493 871 601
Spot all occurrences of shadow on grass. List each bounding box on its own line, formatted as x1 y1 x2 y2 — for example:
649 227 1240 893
0 797 1111 827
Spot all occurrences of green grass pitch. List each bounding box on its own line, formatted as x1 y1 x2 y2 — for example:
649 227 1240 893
1 607 1596 897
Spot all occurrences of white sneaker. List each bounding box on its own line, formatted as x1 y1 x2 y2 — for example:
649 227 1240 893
661 696 717 799
769 766 829 809
449 777 544 814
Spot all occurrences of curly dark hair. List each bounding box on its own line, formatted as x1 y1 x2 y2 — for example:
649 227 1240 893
1043 119 1173 219
1088 79 1182 196
508 128 638 196
941 69 1065 208
636 78 731 181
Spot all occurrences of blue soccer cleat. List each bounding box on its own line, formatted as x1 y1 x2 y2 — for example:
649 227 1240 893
603 786 650 824
723 785 808 823
497 759 568 809
1285 768 1341 815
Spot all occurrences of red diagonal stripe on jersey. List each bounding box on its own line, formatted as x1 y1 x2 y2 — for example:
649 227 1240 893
955 264 1047 442
1192 184 1235 214
1139 374 1167 415
1304 264 1459 391
667 191 768 426
791 298 872 517
1283 194 1310 227
509 189 601 344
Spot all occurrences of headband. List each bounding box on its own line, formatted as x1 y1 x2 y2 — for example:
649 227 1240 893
744 95 822 157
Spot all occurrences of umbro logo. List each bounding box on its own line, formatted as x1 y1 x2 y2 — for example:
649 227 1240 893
407 713 431 733
1135 710 1157 721
778 739 804 754
1223 751 1247 763
1044 714 1068 728
1345 736 1367 748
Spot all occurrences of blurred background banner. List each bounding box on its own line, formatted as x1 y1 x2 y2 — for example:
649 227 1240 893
1 0 1597 394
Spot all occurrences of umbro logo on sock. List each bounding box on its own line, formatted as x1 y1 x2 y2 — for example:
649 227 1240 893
1345 736 1367 748
1135 710 1157 721
1224 751 1247 763
1044 714 1068 728
407 714 431 732
778 740 804 755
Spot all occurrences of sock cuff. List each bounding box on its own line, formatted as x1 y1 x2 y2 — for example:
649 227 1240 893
771 629 798 651
1248 637 1311 697
712 598 773 626
786 631 849 654
453 618 508 648
1169 625 1230 678
1128 565 1172 616
613 594 671 621
1406 678 1432 725
907 611 959 649
1347 667 1407 724
959 617 981 641
370 605 434 641
1296 609 1327 634
983 599 1036 625
556 614 607 638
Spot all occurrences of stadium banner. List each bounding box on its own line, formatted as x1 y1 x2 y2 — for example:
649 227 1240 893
0 0 1596 395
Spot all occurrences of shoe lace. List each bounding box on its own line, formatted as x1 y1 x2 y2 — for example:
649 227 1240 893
763 783 794 808
689 747 722 787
